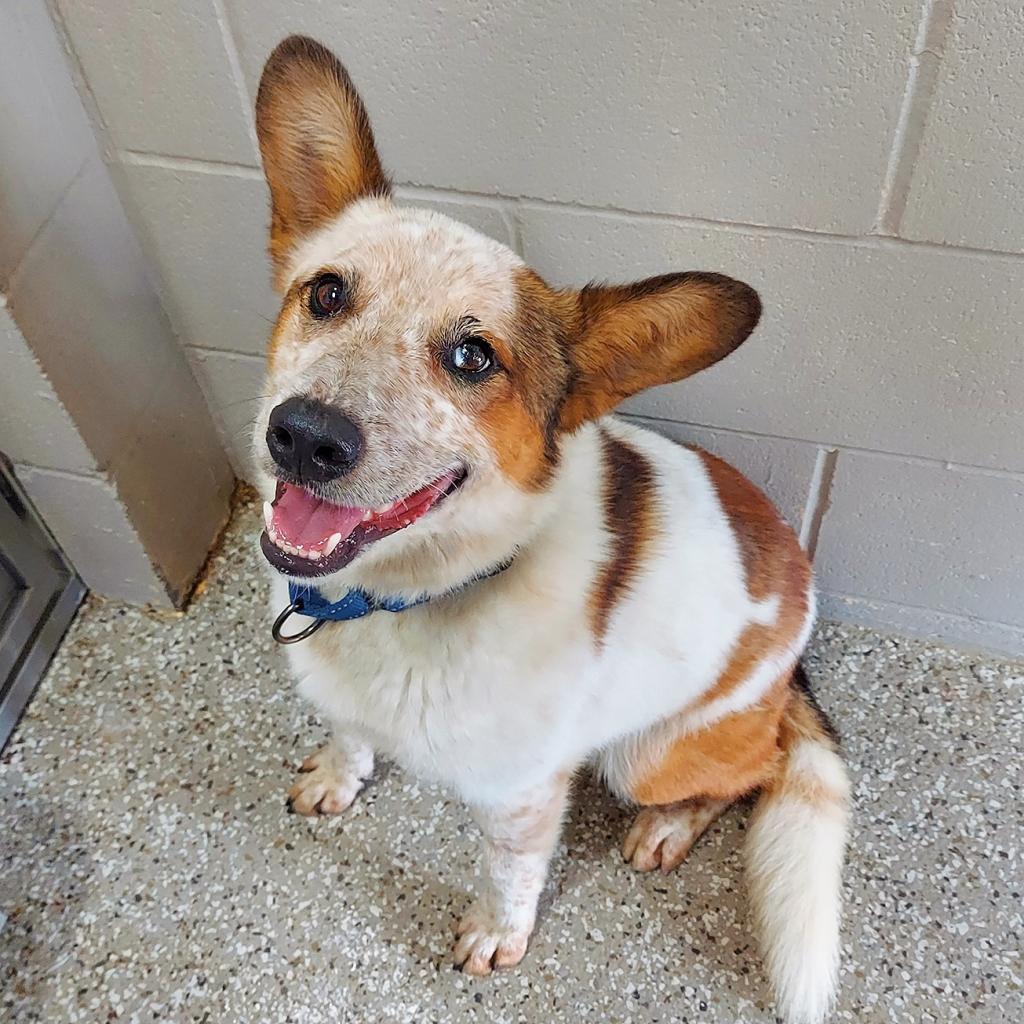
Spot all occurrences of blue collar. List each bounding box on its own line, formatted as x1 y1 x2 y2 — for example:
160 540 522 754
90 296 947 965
272 556 514 644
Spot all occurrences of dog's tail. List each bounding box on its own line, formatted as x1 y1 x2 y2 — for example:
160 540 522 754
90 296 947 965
745 666 850 1024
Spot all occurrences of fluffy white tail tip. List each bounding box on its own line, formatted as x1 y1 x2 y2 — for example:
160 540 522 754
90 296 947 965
746 738 851 1024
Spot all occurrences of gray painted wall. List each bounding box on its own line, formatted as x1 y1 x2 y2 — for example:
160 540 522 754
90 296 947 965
45 1 1024 653
0 0 234 608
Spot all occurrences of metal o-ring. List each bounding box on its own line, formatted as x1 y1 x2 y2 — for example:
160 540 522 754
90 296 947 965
271 600 327 644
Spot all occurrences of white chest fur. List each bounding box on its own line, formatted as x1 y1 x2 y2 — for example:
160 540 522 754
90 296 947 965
269 420 758 805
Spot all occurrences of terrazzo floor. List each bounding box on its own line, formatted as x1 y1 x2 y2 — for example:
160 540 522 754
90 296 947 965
1 501 1021 1024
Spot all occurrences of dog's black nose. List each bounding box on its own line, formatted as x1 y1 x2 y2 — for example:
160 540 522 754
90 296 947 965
266 397 363 483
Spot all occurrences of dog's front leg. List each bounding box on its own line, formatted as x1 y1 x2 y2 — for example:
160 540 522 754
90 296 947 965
287 725 374 816
454 773 570 975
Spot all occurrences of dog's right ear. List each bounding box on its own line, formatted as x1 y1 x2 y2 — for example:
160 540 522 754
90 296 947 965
256 35 390 287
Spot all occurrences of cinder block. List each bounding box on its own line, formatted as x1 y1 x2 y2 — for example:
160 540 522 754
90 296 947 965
902 3 1024 253
190 347 267 480
518 205 1024 473
814 451 1024 630
625 416 818 535
119 163 277 356
0 1 95 283
227 0 917 233
14 465 172 608
817 592 1024 659
9 159 182 466
0 305 96 474
8 160 220 477
53 0 256 163
8 157 236 599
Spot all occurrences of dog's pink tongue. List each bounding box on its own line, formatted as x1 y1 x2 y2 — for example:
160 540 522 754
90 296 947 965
272 483 365 548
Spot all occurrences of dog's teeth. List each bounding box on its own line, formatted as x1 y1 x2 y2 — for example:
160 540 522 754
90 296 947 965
263 501 274 531
362 510 372 522
323 533 343 556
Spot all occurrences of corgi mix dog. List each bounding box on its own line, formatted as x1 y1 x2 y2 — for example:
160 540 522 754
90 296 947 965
251 36 850 1024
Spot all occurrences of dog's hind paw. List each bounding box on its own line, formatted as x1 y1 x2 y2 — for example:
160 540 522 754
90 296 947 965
286 744 369 816
453 902 532 976
623 798 730 873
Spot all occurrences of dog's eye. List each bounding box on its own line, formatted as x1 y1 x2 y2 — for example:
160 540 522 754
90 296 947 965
445 338 496 378
309 274 350 318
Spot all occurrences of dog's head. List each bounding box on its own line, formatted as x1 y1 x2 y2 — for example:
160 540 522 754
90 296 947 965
253 36 760 583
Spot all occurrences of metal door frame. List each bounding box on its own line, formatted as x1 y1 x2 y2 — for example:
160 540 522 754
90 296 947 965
0 458 85 749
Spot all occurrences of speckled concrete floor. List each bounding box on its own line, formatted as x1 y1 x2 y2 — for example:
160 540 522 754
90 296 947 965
1 502 1021 1024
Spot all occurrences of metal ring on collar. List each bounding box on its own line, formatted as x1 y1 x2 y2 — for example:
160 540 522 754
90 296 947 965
271 599 327 644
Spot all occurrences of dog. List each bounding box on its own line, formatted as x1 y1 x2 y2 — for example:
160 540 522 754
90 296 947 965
250 36 850 1024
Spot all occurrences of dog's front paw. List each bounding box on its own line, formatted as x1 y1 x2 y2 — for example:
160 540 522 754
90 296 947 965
286 745 368 816
453 902 532 976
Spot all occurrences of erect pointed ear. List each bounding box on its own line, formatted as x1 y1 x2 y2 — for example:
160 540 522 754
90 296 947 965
255 35 390 286
559 272 761 431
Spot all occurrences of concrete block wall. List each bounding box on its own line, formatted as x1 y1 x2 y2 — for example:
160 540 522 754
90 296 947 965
0 1 234 608
46 1 1024 654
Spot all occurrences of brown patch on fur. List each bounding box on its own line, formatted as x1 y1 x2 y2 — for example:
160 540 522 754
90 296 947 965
618 452 814 808
474 269 575 490
266 284 304 368
475 270 759 485
764 685 848 813
630 661 845 810
791 661 840 744
560 273 761 431
692 449 812 709
256 36 390 286
778 681 837 752
631 677 791 805
587 429 658 643
696 449 808 604
476 385 559 491
698 621 787 709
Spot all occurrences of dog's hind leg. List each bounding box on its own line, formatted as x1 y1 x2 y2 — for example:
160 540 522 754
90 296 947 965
287 725 374 816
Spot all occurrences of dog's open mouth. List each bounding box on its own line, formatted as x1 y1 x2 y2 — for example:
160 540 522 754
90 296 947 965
260 467 465 577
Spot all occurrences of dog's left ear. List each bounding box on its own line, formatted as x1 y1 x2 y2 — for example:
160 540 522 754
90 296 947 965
559 272 761 431
256 35 390 286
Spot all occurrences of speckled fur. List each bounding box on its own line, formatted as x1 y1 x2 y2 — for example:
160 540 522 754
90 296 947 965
257 197 524 516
